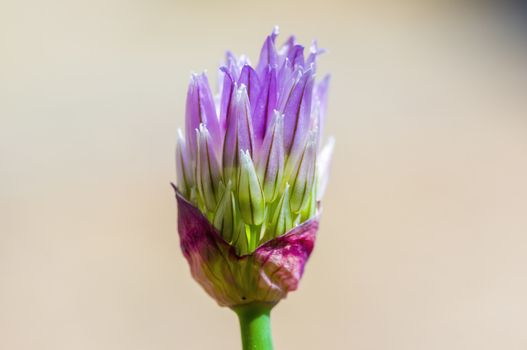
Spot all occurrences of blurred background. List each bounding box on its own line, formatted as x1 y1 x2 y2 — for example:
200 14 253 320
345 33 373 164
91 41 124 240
1 0 527 349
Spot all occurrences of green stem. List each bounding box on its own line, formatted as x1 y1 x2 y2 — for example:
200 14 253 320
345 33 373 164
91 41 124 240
233 303 274 350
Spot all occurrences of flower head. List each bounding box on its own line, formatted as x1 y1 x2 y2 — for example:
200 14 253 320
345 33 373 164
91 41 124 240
174 28 334 307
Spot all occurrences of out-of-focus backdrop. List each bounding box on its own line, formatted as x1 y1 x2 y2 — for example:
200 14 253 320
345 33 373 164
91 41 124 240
1 0 527 349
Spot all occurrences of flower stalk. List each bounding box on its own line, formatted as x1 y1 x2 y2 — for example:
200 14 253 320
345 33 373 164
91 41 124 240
233 303 274 350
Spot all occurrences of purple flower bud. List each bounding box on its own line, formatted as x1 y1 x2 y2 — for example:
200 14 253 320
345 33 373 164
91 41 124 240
174 29 334 307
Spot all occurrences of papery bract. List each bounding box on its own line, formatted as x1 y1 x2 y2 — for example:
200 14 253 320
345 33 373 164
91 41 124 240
176 190 317 307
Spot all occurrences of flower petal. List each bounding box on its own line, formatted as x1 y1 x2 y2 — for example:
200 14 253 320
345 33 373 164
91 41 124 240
256 26 279 76
256 110 284 202
222 84 255 184
287 44 305 68
196 124 222 212
213 181 237 243
251 67 278 147
185 73 222 157
268 183 293 239
238 64 261 113
282 69 315 156
305 40 326 73
237 150 265 226
279 35 296 61
176 128 194 197
218 67 235 132
289 132 317 213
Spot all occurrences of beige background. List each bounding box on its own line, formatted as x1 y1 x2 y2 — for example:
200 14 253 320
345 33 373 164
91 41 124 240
2 1 527 349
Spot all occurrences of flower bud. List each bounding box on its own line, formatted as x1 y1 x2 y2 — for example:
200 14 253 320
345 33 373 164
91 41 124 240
174 29 334 308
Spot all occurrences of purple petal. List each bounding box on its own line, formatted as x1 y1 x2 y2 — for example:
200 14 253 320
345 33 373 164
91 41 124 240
256 27 279 76
222 87 237 182
279 35 296 58
233 85 255 157
175 188 318 307
305 40 326 73
282 69 315 155
176 129 194 197
219 67 234 132
238 65 261 110
225 51 241 79
251 67 278 147
196 74 222 151
287 44 305 68
184 75 200 158
222 84 255 183
256 111 284 202
185 73 222 157
196 124 222 211
276 59 295 108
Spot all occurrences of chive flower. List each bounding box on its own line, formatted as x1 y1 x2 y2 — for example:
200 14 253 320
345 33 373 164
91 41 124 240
173 27 334 349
